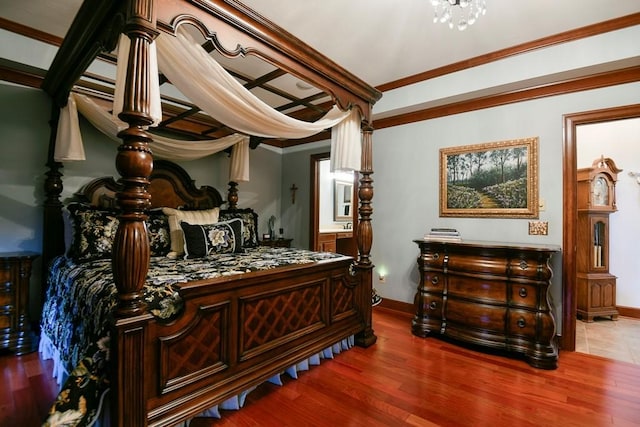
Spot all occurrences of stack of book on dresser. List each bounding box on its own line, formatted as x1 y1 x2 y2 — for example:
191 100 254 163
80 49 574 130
424 227 462 242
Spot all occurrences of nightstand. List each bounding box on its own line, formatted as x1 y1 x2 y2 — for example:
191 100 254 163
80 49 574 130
0 252 39 355
259 238 293 248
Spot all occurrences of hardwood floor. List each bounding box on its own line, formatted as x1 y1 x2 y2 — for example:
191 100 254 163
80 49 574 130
0 347 58 426
3 308 640 426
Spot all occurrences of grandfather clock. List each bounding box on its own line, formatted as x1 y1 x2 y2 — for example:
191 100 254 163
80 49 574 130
576 156 622 322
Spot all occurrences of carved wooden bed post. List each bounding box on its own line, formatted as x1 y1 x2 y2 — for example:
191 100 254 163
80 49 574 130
42 104 65 303
227 181 239 209
112 7 157 318
355 119 377 347
110 1 158 425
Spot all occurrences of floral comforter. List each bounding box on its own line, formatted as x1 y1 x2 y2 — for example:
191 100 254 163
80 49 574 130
40 247 344 426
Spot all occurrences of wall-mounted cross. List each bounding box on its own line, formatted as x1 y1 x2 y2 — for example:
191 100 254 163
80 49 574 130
290 184 298 204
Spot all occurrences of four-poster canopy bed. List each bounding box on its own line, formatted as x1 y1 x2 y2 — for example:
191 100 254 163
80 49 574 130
39 0 381 426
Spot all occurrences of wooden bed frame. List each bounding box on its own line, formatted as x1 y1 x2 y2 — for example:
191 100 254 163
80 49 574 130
40 1 381 426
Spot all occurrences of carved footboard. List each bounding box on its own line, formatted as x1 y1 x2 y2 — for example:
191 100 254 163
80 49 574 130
112 257 362 426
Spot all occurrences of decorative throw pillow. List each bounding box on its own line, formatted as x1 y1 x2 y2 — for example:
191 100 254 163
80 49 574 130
162 207 220 258
219 209 258 248
66 203 119 262
147 209 171 257
66 204 173 262
180 218 243 258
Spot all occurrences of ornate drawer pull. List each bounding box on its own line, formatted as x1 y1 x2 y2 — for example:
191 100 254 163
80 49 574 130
517 318 526 328
431 276 439 285
519 287 528 298
433 253 440 260
429 301 438 310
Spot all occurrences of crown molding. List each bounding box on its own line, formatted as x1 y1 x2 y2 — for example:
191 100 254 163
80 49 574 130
373 65 640 130
377 12 640 93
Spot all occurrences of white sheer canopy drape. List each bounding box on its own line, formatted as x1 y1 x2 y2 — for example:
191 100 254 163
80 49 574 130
55 93 251 182
55 26 363 181
155 30 354 140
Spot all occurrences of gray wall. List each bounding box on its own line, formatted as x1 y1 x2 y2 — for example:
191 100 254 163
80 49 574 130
0 85 50 317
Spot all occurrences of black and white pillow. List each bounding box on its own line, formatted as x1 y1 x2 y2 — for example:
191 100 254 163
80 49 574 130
162 207 220 258
147 209 172 257
66 203 119 262
66 203 172 262
219 209 259 248
180 218 243 258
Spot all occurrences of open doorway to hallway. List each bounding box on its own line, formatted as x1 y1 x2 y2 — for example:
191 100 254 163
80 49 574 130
562 106 640 362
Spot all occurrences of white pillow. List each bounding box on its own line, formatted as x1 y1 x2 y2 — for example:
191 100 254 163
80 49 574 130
162 207 220 258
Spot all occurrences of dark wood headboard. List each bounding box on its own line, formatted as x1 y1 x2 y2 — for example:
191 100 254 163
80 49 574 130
74 160 224 210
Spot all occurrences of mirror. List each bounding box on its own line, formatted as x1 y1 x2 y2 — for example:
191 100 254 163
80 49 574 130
334 179 354 221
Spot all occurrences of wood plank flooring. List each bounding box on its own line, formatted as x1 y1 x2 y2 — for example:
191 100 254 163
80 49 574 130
2 308 640 426
0 346 58 426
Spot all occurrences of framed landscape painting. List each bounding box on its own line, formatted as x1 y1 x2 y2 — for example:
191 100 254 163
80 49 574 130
440 137 539 218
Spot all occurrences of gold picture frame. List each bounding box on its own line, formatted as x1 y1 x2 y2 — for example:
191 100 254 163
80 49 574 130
440 137 539 218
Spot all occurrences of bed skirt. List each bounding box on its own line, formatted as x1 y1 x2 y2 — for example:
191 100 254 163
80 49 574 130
40 333 355 426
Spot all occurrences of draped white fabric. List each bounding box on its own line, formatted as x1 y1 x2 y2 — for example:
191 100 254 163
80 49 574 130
57 93 251 182
113 34 163 127
54 26 364 182
155 30 353 140
330 108 362 172
54 94 86 161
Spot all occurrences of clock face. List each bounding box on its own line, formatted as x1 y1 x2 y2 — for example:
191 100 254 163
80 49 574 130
592 175 609 206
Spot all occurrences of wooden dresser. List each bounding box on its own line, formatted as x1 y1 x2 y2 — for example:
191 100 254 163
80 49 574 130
0 252 39 355
412 240 560 369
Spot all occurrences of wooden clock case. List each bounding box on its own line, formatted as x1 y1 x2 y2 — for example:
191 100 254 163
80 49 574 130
576 156 622 322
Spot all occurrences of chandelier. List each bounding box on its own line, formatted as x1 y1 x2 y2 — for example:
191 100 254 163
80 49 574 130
431 0 487 31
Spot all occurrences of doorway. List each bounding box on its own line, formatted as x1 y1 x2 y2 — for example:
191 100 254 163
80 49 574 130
310 153 358 256
561 104 640 351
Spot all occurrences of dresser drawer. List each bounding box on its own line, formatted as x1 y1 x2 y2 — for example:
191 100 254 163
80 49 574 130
0 282 14 310
506 257 552 281
0 291 12 306
418 250 446 268
508 309 538 339
447 253 507 276
447 275 506 304
509 283 539 308
421 271 444 291
446 299 506 333
416 294 444 319
0 312 11 329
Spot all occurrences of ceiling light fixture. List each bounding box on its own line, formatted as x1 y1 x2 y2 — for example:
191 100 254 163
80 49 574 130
431 0 487 31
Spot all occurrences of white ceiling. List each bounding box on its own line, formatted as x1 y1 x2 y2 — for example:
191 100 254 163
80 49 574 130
2 0 640 88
